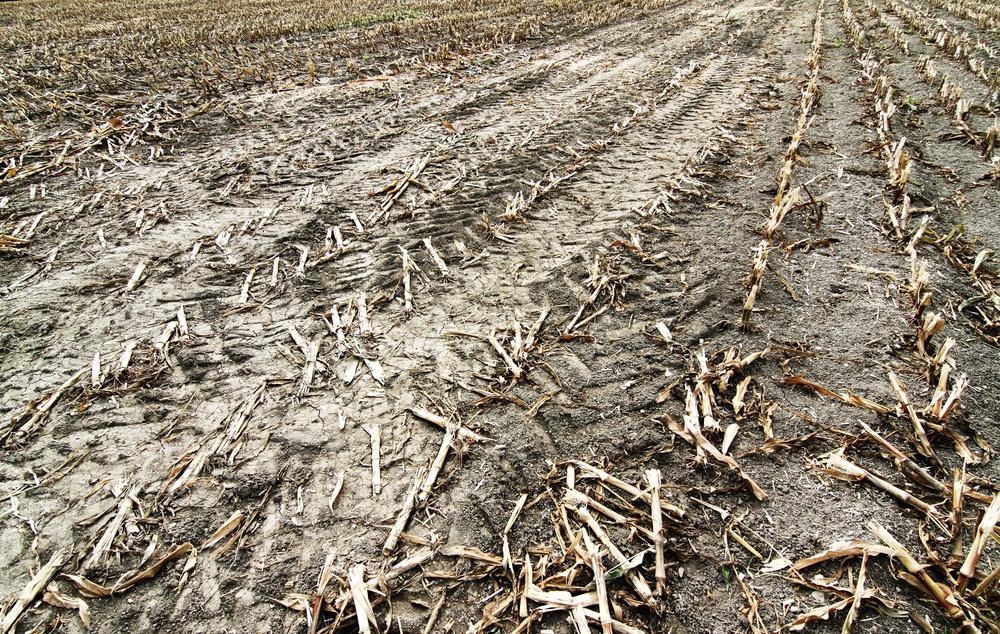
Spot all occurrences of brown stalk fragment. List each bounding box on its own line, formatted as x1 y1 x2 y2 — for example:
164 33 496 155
1 549 68 634
421 592 447 634
383 466 427 556
687 424 767 500
118 342 136 372
177 306 189 336
957 493 1000 592
8 366 89 444
791 540 895 570
582 531 613 634
572 461 685 519
646 469 666 597
781 592 875 632
379 547 435 585
938 374 968 422
780 376 843 399
0 235 30 249
523 307 550 358
307 551 336 634
570 488 654 541
154 321 177 358
125 258 149 292
721 423 739 455
295 246 309 276
950 468 964 565
824 452 934 516
408 408 491 443
888 373 935 459
329 470 345 516
512 613 539 634
362 424 381 496
423 238 449 276
527 390 558 417
842 392 892 415
737 574 766 634
215 464 286 556
579 610 644 634
201 511 244 550
167 381 268 493
66 543 195 597
972 562 1000 598
370 153 432 223
176 549 198 592
488 328 523 380
732 376 753 418
85 481 139 570
502 493 528 572
564 490 657 609
841 551 868 634
419 427 453 502
520 553 531 617
239 266 256 306
270 256 280 286
364 356 387 385
742 192 802 329
467 594 514 633
348 564 379 634
399 246 418 312
324 305 348 352
41 585 90 629
288 326 321 397
727 527 761 560
91 351 102 387
868 521 963 619
357 291 372 337
440 545 503 567
859 421 945 494
524 583 597 609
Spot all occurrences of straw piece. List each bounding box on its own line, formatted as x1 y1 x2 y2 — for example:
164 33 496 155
408 408 491 443
383 467 427 556
825 453 933 516
647 469 666 597
573 461 685 518
868 521 962 618
419 427 453 502
348 564 378 634
564 491 656 609
9 367 89 443
1 549 68 634
583 530 612 634
888 372 934 459
958 494 1000 592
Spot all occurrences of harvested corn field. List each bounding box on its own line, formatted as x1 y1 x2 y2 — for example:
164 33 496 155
3 0 1000 631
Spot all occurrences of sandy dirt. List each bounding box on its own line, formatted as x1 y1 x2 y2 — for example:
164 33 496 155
3 0 1000 632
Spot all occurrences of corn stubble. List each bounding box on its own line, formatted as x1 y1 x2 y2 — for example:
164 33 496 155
0 0 561 187
741 0 822 330
5 0 1000 632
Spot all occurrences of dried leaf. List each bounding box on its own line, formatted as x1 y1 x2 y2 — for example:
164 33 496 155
761 557 793 574
42 585 91 628
791 541 894 571
782 592 874 631
363 358 385 385
202 512 243 550
345 355 361 383
61 574 111 598
114 543 194 594
781 376 841 399
440 545 503 566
